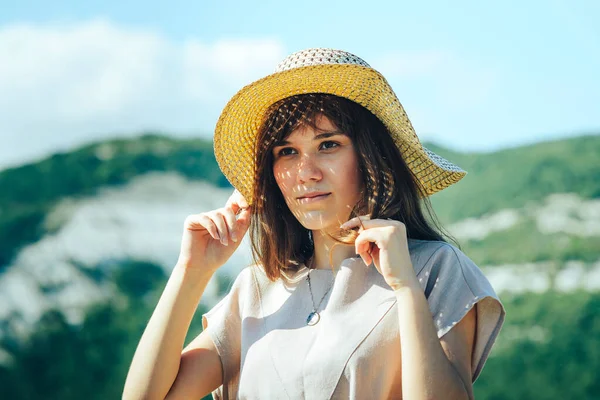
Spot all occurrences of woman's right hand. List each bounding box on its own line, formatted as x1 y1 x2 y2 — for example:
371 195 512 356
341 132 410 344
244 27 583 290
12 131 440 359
176 189 251 274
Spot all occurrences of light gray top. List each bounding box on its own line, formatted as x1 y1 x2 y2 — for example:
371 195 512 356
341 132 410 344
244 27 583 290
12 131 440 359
202 239 505 399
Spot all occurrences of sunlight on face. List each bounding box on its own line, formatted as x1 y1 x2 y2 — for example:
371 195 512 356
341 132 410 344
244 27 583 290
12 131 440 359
272 114 363 232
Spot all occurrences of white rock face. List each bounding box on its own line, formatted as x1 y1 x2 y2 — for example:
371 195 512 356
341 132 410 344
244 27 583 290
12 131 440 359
1 176 598 341
448 209 520 241
535 193 600 236
448 193 600 241
446 192 600 295
482 260 600 294
482 263 553 294
0 172 253 333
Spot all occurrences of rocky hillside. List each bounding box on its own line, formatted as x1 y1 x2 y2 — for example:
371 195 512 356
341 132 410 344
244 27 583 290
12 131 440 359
0 134 599 335
0 133 598 399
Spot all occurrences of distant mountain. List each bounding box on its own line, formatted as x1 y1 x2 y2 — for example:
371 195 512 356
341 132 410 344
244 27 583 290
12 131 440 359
0 134 229 270
2 133 598 270
427 134 600 222
1 133 598 400
427 135 600 285
0 133 598 340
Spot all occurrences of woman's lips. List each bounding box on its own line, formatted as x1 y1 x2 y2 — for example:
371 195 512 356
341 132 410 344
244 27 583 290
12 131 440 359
298 193 331 204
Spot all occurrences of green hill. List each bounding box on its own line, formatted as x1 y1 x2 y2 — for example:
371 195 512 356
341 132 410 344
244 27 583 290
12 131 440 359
0 134 227 269
0 132 598 400
0 133 598 271
428 134 600 223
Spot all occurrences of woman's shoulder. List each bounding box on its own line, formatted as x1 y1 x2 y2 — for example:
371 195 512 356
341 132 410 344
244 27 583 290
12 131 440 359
409 242 505 380
409 238 498 300
408 239 469 274
229 263 267 290
408 237 463 254
227 263 286 297
207 264 267 321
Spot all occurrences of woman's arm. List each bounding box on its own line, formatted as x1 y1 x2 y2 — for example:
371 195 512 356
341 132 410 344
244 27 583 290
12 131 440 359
123 191 251 400
395 284 476 400
344 216 476 399
123 266 223 400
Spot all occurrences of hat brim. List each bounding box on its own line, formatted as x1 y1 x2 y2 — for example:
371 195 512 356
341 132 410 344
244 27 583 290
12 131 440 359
214 64 466 204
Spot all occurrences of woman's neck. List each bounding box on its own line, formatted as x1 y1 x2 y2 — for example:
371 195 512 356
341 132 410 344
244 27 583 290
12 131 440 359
310 229 356 270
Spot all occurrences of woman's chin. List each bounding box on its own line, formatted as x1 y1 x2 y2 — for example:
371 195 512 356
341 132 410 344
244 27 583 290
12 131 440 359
297 216 342 232
296 215 332 231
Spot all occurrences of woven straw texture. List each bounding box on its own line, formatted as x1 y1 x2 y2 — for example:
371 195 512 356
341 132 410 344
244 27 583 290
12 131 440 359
214 49 466 204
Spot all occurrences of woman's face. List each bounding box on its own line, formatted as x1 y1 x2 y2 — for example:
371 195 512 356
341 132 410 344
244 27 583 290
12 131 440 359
272 114 363 231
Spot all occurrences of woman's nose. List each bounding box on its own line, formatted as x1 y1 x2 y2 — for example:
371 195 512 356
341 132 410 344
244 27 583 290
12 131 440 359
296 155 322 183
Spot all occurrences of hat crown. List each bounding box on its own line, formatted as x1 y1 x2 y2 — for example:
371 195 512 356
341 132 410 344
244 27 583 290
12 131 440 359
275 48 371 73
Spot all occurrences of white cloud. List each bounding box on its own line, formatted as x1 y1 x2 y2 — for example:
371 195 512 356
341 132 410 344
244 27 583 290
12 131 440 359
0 19 285 169
0 24 502 170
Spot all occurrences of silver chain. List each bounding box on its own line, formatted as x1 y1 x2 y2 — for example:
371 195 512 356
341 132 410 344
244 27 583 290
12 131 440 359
306 265 335 313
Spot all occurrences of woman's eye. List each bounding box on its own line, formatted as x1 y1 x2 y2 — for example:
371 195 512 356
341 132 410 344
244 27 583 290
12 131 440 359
320 141 340 150
278 147 296 156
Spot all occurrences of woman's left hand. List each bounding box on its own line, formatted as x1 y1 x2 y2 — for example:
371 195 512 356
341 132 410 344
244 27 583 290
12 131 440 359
340 216 419 291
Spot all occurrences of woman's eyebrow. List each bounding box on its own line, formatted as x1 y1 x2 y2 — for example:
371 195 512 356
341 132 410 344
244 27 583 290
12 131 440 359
273 131 345 147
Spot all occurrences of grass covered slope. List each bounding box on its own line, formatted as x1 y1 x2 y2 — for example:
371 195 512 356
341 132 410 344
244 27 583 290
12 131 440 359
1 133 598 270
0 133 598 400
429 134 600 223
0 134 227 268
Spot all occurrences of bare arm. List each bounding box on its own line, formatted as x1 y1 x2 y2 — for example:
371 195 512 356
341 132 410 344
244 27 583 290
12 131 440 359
164 327 223 399
123 190 251 400
123 266 222 400
395 284 476 400
347 217 477 400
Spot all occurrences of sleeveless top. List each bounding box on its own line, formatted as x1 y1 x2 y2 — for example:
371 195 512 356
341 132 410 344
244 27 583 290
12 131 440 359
202 239 505 399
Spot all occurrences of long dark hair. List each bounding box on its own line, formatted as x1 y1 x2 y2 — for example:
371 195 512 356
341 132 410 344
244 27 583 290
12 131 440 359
250 93 454 281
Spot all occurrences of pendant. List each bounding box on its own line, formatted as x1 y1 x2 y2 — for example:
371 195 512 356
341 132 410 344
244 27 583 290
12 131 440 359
306 311 320 326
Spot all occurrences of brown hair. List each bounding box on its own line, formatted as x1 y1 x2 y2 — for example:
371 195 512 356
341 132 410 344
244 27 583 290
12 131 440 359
250 93 454 281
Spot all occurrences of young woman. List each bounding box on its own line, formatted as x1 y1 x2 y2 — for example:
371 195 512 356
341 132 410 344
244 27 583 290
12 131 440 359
124 48 505 400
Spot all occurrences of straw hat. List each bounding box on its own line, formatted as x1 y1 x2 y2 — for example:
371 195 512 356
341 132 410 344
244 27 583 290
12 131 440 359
214 48 466 204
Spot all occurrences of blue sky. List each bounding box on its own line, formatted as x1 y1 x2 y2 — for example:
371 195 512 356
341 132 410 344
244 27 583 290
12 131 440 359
1 0 599 168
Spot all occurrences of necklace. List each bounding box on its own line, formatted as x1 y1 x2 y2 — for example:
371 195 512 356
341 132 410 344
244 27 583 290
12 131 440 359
305 263 335 326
